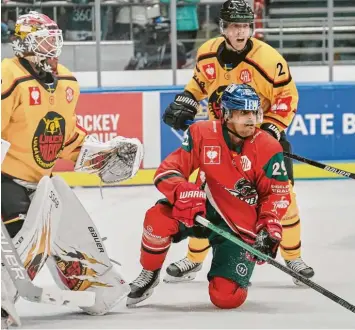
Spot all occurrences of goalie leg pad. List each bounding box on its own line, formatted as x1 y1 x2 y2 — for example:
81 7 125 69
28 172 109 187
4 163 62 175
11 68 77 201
48 176 130 315
209 277 248 309
2 176 62 281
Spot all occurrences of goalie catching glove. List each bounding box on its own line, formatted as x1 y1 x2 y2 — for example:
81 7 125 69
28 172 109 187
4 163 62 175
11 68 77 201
74 135 143 183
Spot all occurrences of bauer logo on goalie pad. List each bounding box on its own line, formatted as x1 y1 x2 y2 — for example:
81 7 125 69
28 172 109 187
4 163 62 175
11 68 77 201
88 227 105 253
1 231 27 280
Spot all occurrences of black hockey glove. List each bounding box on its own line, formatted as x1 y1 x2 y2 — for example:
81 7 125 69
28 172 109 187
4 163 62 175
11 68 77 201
260 123 281 141
162 91 199 131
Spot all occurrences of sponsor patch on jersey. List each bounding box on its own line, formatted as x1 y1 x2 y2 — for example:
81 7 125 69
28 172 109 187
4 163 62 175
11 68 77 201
271 196 290 214
204 146 221 164
32 111 66 169
240 69 252 83
66 86 74 103
241 155 251 171
202 63 216 80
29 86 41 105
270 96 292 117
271 184 290 195
225 178 258 205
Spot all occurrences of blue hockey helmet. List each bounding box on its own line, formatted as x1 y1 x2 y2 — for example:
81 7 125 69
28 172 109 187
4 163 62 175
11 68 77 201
221 83 263 123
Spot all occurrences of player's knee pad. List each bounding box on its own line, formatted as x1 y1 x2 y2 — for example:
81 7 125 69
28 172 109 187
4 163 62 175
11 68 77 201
143 203 178 248
208 276 248 309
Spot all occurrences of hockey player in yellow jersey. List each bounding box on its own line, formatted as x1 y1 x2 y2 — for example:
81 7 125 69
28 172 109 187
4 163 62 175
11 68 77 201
1 11 143 327
162 0 314 285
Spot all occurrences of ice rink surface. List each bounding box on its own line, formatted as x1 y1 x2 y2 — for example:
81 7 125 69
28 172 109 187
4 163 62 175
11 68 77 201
16 180 355 329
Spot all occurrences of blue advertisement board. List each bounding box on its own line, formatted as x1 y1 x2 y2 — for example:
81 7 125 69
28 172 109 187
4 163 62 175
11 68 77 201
160 84 355 162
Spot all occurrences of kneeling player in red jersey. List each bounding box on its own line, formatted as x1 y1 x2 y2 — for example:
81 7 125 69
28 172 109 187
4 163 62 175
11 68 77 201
127 84 291 309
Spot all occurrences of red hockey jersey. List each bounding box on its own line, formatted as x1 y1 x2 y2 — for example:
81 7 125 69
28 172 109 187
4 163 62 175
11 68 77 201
154 121 291 243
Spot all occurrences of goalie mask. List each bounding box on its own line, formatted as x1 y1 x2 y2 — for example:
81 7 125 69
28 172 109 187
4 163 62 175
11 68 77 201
221 83 263 124
12 11 63 73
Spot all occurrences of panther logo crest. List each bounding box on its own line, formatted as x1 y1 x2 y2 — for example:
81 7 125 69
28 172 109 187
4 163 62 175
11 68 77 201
225 178 258 205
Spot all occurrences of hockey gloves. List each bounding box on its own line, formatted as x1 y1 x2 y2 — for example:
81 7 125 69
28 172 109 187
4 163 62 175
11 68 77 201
172 182 206 227
163 91 199 131
248 217 283 265
260 123 281 141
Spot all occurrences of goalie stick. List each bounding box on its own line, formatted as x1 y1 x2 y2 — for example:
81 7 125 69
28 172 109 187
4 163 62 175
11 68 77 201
284 152 355 180
1 221 96 308
195 215 355 314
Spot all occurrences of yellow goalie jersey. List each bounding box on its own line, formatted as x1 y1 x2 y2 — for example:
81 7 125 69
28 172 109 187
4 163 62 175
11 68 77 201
185 37 299 131
1 57 87 182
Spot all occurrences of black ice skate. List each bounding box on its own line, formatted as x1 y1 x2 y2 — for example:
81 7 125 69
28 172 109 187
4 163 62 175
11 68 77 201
285 257 315 286
126 269 160 307
163 257 203 283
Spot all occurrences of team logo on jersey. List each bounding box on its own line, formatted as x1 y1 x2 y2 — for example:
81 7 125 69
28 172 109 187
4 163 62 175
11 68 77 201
240 69 252 83
29 86 41 105
66 87 74 103
241 155 251 171
32 111 66 169
202 63 216 80
204 146 221 164
225 178 258 205
208 85 228 119
270 96 292 117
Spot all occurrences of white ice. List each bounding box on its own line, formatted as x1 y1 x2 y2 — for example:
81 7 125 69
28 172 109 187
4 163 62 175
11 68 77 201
15 179 355 328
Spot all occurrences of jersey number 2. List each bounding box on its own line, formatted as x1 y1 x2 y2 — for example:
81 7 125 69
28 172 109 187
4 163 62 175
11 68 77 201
277 63 286 76
272 161 287 176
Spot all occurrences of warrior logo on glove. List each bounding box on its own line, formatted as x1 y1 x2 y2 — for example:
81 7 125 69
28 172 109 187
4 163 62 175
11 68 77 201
225 178 258 205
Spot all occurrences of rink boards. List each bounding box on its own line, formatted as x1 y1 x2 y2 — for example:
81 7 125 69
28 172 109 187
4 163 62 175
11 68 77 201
53 83 355 186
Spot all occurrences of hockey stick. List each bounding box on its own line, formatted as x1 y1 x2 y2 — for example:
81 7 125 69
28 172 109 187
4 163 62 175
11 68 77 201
195 215 355 314
1 221 96 308
284 152 355 179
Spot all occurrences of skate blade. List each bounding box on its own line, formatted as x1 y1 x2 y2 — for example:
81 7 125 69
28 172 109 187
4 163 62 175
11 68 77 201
292 275 314 287
163 272 197 284
126 289 154 308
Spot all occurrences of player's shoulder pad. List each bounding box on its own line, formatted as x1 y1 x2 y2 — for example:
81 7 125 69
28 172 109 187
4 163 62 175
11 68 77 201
56 63 77 80
1 58 34 98
246 38 292 86
196 37 224 63
182 120 220 152
192 120 220 132
251 128 283 158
